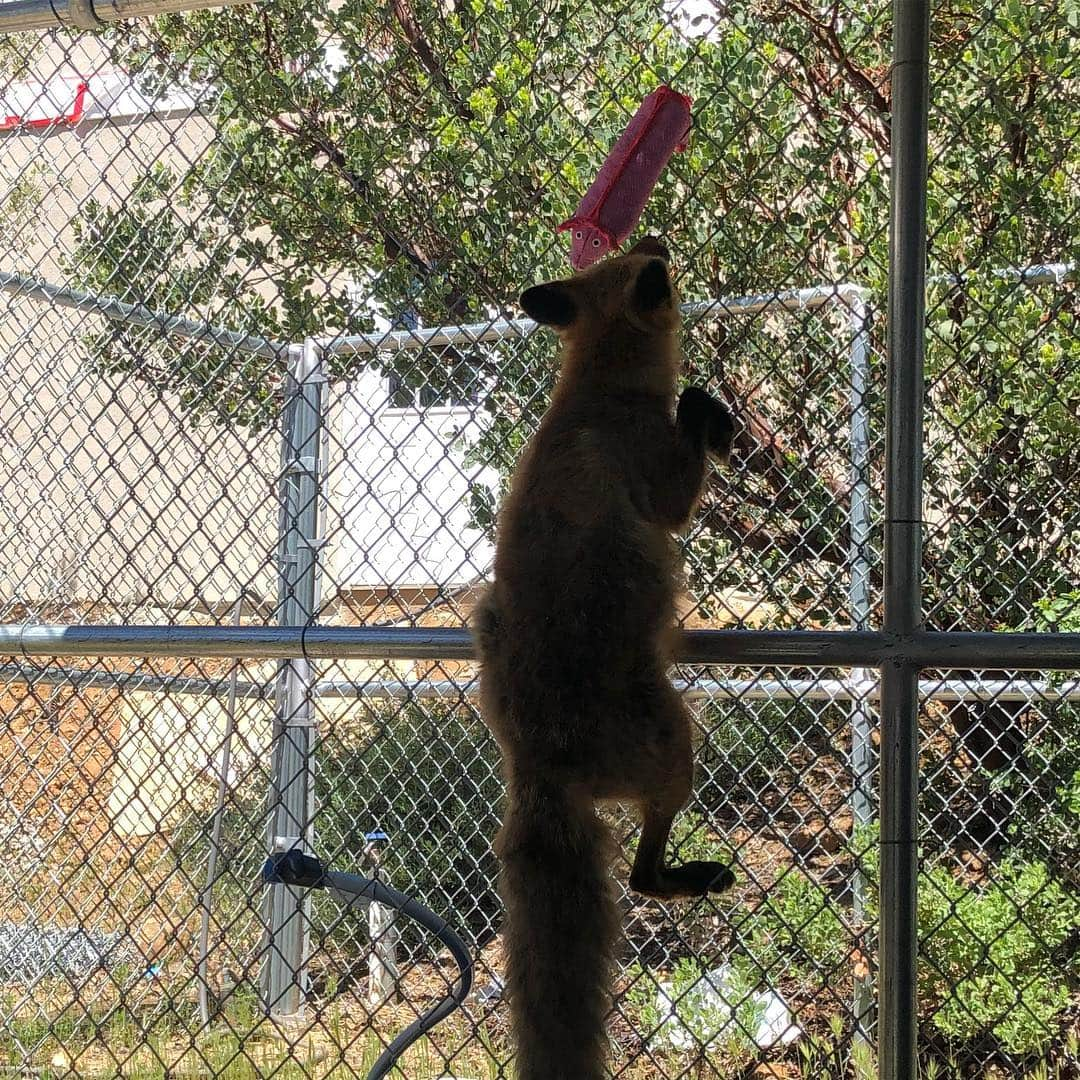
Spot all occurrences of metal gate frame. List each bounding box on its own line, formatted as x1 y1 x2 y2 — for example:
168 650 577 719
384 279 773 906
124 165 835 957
2 1 1080 1078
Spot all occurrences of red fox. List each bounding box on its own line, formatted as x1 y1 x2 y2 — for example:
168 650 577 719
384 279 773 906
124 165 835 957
473 238 736 1080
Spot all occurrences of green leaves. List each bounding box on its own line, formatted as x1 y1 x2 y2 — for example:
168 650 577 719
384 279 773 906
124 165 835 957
918 860 1079 1055
51 0 1077 629
768 842 1079 1057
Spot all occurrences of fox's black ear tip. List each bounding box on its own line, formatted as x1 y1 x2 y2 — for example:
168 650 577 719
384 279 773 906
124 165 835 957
520 282 577 328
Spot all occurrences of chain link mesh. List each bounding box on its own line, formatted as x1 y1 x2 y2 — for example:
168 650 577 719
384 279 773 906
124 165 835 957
1 1 1077 1077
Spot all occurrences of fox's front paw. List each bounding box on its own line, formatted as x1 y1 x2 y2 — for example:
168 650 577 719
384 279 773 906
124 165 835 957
677 387 734 461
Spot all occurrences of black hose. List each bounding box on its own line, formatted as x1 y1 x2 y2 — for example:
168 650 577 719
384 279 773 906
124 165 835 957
263 852 473 1080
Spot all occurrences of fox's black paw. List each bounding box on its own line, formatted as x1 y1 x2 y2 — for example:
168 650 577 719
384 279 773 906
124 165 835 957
633 860 736 899
668 859 736 895
677 387 735 460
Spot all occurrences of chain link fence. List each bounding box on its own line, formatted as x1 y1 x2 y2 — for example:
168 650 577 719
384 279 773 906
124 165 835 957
1 1 1077 1078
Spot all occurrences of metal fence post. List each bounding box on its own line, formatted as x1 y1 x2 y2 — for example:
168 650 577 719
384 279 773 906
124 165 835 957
261 338 325 1019
880 3 930 1079
846 292 876 1055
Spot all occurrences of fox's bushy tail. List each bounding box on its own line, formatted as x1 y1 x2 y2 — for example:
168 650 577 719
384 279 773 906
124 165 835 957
496 775 619 1080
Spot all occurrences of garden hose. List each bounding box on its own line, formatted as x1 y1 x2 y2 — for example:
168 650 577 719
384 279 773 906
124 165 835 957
262 850 474 1080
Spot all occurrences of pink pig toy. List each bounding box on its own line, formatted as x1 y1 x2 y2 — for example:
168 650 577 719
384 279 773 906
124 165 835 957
558 86 693 271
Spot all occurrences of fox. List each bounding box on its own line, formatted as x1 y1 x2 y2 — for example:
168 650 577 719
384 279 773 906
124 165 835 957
472 237 737 1080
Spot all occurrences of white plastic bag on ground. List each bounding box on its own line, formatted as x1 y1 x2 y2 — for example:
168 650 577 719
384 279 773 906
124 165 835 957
654 963 802 1051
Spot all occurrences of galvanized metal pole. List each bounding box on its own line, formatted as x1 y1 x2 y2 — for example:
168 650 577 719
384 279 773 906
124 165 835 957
846 294 876 1055
880 2 930 1078
0 0 251 32
261 339 324 1019
8 625 1080 666
0 272 285 359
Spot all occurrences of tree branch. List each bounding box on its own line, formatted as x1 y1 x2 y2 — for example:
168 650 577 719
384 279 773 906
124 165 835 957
728 391 850 506
782 0 891 115
760 1 890 152
389 0 475 121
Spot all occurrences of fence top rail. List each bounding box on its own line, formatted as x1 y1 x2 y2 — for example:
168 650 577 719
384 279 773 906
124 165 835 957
0 0 251 33
2 270 870 358
0 270 290 359
3 624 1080 669
315 281 873 356
4 264 1070 363
3 268 868 361
930 262 1075 289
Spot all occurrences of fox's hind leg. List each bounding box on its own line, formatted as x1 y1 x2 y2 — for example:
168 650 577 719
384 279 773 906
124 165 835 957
622 681 735 899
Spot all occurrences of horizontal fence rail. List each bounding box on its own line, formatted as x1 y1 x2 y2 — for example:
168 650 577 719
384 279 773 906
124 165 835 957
0 0 252 32
5 625 1080 667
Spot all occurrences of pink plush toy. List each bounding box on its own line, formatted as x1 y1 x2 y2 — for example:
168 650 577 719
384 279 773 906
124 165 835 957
558 86 693 271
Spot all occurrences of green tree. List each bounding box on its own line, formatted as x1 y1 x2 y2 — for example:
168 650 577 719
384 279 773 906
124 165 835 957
64 0 1077 629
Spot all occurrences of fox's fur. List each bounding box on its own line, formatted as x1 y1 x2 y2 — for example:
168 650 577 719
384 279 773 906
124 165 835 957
473 239 736 1080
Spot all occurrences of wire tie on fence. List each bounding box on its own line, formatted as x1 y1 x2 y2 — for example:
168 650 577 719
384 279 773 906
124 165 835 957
299 619 316 668
282 455 319 477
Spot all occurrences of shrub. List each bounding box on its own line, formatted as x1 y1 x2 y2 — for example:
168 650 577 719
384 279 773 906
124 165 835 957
737 848 1077 1057
854 837 1078 1057
314 701 504 950
743 869 851 984
916 859 1079 1056
695 697 814 809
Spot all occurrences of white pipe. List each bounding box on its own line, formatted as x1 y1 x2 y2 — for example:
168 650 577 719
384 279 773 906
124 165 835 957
3 265 1068 364
316 282 872 357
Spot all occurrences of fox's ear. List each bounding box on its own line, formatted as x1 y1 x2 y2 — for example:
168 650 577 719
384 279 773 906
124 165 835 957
629 236 671 263
520 282 577 328
631 258 672 313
